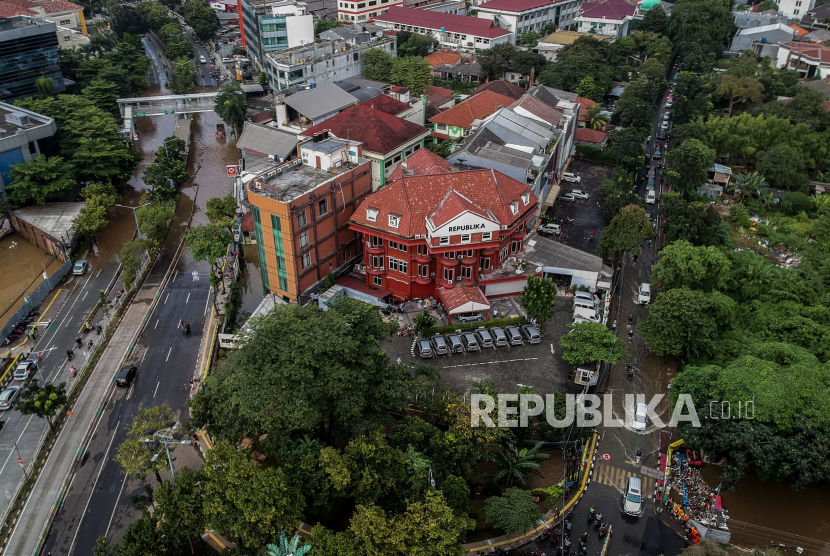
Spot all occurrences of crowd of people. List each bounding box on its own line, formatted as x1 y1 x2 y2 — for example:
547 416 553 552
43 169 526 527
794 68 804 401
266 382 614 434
663 452 729 530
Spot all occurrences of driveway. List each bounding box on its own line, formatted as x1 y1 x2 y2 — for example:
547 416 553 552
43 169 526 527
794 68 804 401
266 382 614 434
550 159 615 256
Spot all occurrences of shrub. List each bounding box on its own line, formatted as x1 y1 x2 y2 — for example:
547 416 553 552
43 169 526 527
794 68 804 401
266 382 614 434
729 204 752 228
574 145 618 165
782 191 811 215
422 316 526 336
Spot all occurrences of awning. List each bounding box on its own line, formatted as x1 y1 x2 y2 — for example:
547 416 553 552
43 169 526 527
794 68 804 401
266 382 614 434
543 184 561 208
436 285 491 314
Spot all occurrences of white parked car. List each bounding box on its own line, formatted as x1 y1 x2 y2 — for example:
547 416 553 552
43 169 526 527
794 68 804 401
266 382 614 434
560 193 578 202
660 120 670 130
665 99 673 109
561 172 581 183
570 190 589 200
662 111 671 121
633 402 648 431
638 283 651 304
538 223 561 236
646 190 656 204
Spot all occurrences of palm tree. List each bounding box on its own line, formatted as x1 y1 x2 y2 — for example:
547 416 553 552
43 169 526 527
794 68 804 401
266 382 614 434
35 77 55 97
264 532 310 556
733 172 768 202
585 104 609 131
493 442 550 487
812 194 830 214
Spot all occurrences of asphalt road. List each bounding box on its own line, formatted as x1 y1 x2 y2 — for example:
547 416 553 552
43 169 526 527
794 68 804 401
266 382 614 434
42 249 212 556
0 262 119 521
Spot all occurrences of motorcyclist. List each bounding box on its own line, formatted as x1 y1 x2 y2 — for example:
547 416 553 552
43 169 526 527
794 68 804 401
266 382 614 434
636 448 643 459
70 365 77 377
66 349 73 360
580 532 589 545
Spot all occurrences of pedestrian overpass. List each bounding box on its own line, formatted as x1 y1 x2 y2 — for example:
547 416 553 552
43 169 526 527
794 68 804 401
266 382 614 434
117 93 219 138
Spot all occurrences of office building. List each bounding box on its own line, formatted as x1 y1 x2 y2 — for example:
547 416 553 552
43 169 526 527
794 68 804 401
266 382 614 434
0 101 57 196
0 16 65 102
239 0 314 69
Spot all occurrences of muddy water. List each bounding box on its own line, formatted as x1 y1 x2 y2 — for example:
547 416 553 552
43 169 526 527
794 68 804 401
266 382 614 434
700 465 830 541
0 234 65 322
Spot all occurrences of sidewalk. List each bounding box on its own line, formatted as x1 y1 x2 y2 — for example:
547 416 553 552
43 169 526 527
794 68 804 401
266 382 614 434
2 249 175 555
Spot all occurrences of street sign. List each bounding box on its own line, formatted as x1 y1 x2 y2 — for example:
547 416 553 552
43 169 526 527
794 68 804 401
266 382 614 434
135 111 146 117
601 453 611 461
164 109 175 115
218 334 242 348
226 165 238 177
17 457 24 465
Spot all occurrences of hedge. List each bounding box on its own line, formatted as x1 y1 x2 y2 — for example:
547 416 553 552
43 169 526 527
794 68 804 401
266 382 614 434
422 316 526 336
574 145 618 165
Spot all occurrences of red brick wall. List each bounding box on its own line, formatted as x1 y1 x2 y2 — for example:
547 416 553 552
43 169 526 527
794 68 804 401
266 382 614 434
8 213 68 262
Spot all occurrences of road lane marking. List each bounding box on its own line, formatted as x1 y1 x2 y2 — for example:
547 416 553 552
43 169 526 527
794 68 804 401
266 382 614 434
204 287 212 316
154 381 160 397
82 291 88 301
166 347 172 361
126 382 135 400
154 319 159 329
105 473 129 538
0 415 37 476
172 270 178 283
186 293 190 304
142 348 148 362
164 293 169 304
68 419 121 555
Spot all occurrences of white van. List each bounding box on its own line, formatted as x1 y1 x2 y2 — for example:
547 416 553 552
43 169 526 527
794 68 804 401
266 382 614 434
623 477 643 516
561 172 581 184
573 307 600 323
573 291 597 304
646 190 656 204
573 298 598 311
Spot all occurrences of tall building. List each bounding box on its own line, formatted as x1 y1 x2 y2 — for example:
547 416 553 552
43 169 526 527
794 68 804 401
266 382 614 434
475 0 579 44
0 101 57 196
0 0 88 49
247 136 373 303
239 0 314 70
337 0 404 23
0 15 65 103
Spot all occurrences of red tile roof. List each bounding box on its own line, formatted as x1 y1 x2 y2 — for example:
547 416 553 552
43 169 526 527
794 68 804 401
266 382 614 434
428 90 517 128
475 79 526 100
781 41 830 63
350 168 538 238
426 50 463 68
390 85 408 93
509 94 563 126
374 7 511 39
386 148 461 181
579 0 635 20
789 24 808 36
0 0 36 16
428 85 455 97
300 104 429 155
478 0 553 13
358 94 409 116
575 128 608 144
436 284 491 313
336 275 390 299
240 211 254 233
40 0 83 13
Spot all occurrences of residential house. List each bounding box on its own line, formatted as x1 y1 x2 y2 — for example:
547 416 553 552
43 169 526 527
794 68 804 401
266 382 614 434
574 128 608 148
300 103 432 189
729 23 794 59
774 0 815 20
337 0 403 22
247 138 374 303
0 15 66 102
799 3 830 28
373 7 511 50
575 0 637 38
386 146 461 181
475 79 526 100
349 167 538 309
425 85 456 110
734 9 788 29
476 0 580 44
428 90 517 142
0 101 57 195
275 83 359 133
534 30 611 61
236 121 300 184
776 41 830 79
264 35 396 92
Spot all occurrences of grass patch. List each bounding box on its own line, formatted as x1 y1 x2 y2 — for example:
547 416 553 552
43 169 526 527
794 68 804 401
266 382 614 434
422 316 526 336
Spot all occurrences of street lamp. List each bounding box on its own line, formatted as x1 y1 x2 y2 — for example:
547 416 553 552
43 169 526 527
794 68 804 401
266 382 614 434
115 203 151 240
24 346 57 385
140 421 192 478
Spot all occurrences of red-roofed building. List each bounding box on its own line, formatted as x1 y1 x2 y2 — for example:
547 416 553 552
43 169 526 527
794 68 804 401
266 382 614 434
349 168 538 305
426 50 463 68
373 7 511 50
574 96 598 126
386 148 461 181
337 0 403 24
300 103 432 190
475 79 526 100
476 0 581 44
428 90 517 141
576 0 637 38
0 0 88 47
575 128 608 148
776 42 830 79
509 94 563 127
426 85 456 110
357 94 410 117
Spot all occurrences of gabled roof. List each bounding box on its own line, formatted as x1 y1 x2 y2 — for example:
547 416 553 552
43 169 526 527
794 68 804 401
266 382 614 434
350 169 537 238
789 24 808 36
575 128 608 144
300 104 429 155
386 148 461 181
358 94 409 115
488 108 556 146
430 189 493 228
0 1 36 16
781 41 830 64
436 285 491 314
478 0 554 13
428 90 516 129
40 0 84 13
236 122 299 160
374 7 511 38
426 50 463 68
579 0 636 20
529 84 578 105
283 83 358 121
475 79 526 100
510 94 563 127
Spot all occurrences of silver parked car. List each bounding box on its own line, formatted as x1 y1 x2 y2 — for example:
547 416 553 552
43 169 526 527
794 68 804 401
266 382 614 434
431 334 449 355
461 332 479 352
505 326 523 345
445 333 465 354
417 339 433 358
490 327 508 347
570 190 589 200
521 324 541 344
0 386 20 410
475 328 494 348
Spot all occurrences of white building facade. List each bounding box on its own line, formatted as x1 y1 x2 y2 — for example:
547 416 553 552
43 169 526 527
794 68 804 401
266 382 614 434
373 6 511 50
476 0 580 43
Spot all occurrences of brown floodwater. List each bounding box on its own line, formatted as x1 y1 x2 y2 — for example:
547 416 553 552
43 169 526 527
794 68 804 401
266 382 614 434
0 233 65 322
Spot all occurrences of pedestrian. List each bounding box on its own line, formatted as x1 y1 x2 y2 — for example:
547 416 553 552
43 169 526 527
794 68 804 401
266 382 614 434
649 239 653 246
32 326 37 339
25 329 30 341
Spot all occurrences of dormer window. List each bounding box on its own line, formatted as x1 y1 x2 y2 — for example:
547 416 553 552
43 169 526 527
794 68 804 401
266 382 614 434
510 201 519 215
521 192 530 206
366 208 378 222
388 214 400 228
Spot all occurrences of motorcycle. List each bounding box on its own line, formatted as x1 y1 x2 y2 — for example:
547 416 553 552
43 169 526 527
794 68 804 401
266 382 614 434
66 350 74 361
96 324 102 335
587 506 596 523
541 529 551 541
70 365 77 377
594 514 604 528
628 314 633 325
599 524 608 538
635 449 643 465
628 362 634 381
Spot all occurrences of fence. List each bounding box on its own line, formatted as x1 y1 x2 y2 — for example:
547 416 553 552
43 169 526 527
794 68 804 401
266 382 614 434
728 520 830 556
1 259 73 340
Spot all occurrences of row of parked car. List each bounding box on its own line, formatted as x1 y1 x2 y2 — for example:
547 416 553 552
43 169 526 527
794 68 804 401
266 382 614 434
418 324 541 358
572 291 603 325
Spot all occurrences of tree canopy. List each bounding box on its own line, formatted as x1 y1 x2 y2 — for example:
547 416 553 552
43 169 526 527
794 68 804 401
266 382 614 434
561 321 628 365
597 204 655 257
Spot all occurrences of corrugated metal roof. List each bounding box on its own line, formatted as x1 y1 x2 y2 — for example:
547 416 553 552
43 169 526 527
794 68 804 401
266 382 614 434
237 122 299 160
283 83 358 121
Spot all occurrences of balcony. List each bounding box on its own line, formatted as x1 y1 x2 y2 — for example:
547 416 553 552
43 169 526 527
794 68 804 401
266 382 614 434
366 241 384 254
480 247 498 256
458 251 477 263
411 273 433 285
439 256 460 268
413 251 432 263
366 265 385 276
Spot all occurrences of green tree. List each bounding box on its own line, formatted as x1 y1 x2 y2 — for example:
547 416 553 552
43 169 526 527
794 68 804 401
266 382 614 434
575 76 603 102
651 240 730 292
538 36 618 94
672 72 712 125
205 194 238 228
17 381 67 431
669 0 734 71
314 19 342 36
485 487 541 537
266 532 311 556
77 183 121 236
494 442 549 487
597 204 655 257
758 0 778 9
478 43 516 80
362 47 393 82
414 307 436 332
114 404 176 482
665 139 716 191
202 439 305 548
185 223 233 264
81 78 122 115
516 30 541 46
519 274 557 323
7 155 76 204
608 127 648 171
612 76 660 130
638 58 666 83
136 200 176 245
755 143 810 193
397 32 433 57
584 103 609 130
659 196 721 246
781 191 812 215
120 239 146 286
560 321 628 365
214 82 248 137
184 0 219 40
638 3 669 36
510 50 547 74
389 56 432 96
36 76 55 97
439 475 470 516
731 171 768 202
716 74 764 116
640 288 735 359
429 139 452 158
153 467 206 549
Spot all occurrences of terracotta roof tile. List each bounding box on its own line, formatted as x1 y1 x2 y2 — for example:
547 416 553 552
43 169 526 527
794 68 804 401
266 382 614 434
428 85 455 97
375 7 511 38
426 50 462 68
387 148 461 181
782 41 830 63
350 168 538 238
39 0 83 12
300 104 429 155
0 1 36 16
428 90 517 129
478 0 553 12
358 94 409 115
436 284 490 312
579 0 635 20
475 79 526 100
575 128 608 143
